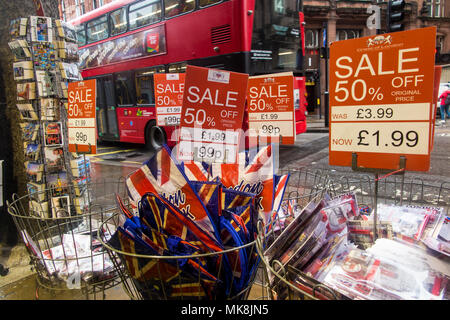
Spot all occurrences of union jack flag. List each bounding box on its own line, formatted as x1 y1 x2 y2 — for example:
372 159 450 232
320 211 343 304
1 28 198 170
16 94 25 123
126 145 221 248
107 226 220 299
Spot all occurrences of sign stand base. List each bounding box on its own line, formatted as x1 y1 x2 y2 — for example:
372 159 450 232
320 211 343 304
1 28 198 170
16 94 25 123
351 153 406 243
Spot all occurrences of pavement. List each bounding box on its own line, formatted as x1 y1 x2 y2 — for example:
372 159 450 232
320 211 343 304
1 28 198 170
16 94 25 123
1 114 449 300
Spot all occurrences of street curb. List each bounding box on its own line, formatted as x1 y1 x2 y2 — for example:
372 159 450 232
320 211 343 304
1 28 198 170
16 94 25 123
306 129 329 133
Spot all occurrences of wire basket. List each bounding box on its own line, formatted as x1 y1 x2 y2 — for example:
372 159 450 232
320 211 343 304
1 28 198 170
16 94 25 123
256 169 450 300
98 206 261 300
6 179 129 299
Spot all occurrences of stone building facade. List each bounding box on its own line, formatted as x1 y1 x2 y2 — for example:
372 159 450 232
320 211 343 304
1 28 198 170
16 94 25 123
302 0 450 115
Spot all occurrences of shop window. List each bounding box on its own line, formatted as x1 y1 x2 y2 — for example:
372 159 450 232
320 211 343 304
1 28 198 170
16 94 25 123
86 15 108 43
110 7 128 36
305 29 319 48
135 66 165 105
115 72 136 106
199 0 222 8
129 0 162 30
336 29 360 41
165 0 195 18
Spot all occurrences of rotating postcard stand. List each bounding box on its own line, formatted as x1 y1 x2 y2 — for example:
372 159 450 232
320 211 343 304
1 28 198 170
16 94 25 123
351 153 406 242
6 17 120 299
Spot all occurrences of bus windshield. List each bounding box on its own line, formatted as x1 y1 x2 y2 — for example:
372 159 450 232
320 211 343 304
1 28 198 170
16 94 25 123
251 0 301 74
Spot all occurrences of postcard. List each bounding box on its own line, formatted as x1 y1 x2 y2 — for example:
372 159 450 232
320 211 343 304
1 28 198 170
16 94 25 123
13 61 34 81
59 62 80 81
56 20 77 43
26 162 44 183
29 200 49 218
36 70 58 97
27 182 46 202
32 42 57 70
21 122 40 142
25 143 41 161
17 82 36 101
40 98 60 121
47 171 69 197
8 40 31 60
17 103 38 121
51 195 71 218
10 18 27 38
30 16 53 42
43 122 63 146
44 146 64 172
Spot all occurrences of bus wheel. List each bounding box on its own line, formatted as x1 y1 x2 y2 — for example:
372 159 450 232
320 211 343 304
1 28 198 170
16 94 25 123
145 121 166 151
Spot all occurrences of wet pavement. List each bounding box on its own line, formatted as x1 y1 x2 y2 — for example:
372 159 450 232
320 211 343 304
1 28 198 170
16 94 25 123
1 116 449 300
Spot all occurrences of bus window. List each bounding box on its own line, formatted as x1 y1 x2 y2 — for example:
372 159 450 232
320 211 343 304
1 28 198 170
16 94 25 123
199 0 221 8
115 72 136 106
168 62 187 73
110 7 128 36
87 15 108 43
135 66 165 105
75 24 86 46
129 0 162 30
165 0 195 18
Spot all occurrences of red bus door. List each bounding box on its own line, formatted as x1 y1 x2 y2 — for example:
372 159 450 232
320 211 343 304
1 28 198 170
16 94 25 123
95 75 120 142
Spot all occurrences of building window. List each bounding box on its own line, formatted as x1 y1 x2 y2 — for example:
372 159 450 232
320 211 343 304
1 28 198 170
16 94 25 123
129 0 162 30
87 15 108 43
305 29 319 48
426 0 444 17
80 0 85 15
434 0 441 17
336 29 360 41
110 7 127 36
165 0 195 18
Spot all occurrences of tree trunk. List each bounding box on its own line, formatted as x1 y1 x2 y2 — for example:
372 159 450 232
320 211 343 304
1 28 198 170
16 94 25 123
0 0 60 245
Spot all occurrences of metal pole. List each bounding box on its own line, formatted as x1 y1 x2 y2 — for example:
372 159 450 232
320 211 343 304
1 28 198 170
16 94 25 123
373 172 379 242
323 23 329 128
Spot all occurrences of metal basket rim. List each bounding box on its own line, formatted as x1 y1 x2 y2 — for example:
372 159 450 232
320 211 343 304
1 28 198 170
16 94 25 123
6 180 123 221
97 213 258 260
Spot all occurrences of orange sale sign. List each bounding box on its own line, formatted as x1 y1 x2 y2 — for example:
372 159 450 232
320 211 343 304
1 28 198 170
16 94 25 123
178 65 248 163
68 79 97 154
329 27 436 171
154 73 185 126
247 72 295 144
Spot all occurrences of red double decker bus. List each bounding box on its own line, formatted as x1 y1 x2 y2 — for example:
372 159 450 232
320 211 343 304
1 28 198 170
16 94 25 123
70 0 307 150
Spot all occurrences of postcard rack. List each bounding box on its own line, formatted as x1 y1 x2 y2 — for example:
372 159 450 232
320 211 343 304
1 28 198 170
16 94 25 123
9 16 90 220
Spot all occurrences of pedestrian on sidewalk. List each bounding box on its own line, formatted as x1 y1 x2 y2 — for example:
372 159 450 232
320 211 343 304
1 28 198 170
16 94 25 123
438 84 450 124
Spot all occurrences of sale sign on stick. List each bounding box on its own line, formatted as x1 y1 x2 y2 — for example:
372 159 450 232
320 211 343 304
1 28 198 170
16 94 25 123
68 79 97 154
177 65 248 163
247 72 295 144
329 27 436 171
154 73 185 126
